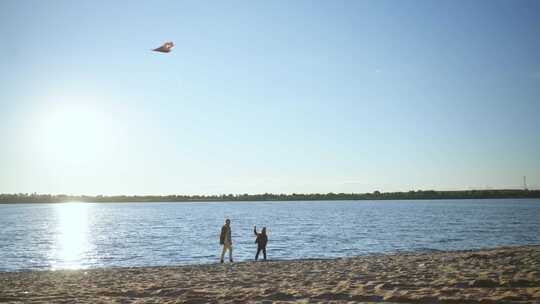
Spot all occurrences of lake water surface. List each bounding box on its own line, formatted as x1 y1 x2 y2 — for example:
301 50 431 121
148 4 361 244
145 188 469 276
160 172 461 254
1 199 539 272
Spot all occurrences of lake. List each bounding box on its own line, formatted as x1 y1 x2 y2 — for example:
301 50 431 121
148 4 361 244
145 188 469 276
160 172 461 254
1 199 539 272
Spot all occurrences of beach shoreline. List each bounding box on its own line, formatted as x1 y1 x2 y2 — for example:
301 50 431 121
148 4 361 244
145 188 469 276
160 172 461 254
1 245 539 303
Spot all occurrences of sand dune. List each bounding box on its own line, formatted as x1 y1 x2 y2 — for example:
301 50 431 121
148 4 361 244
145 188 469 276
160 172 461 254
1 245 539 303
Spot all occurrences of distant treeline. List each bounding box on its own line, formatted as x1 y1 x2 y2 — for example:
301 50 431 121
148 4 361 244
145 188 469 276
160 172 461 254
0 189 539 203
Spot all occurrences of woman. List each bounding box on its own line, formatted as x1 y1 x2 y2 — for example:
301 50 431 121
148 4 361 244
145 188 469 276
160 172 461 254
253 225 268 261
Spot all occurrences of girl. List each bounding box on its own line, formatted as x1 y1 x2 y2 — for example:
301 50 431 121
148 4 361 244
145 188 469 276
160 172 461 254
253 226 268 261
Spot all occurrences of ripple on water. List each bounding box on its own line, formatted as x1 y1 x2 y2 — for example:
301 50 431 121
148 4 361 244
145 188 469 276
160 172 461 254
1 199 540 271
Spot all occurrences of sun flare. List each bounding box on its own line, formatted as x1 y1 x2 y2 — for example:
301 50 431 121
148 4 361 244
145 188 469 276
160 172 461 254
34 100 116 165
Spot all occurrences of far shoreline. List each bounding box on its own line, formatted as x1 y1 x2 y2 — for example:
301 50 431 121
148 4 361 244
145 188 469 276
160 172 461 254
1 189 539 204
2 197 540 205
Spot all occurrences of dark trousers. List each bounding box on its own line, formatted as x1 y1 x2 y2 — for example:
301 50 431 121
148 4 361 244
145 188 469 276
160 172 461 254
255 246 266 260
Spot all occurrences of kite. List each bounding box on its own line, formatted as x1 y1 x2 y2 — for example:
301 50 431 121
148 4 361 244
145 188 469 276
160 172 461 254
153 42 174 53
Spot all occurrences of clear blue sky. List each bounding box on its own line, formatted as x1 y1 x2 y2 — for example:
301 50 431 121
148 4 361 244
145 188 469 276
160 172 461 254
1 0 539 195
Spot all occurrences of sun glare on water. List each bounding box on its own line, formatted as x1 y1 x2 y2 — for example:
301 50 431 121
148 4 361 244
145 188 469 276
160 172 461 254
50 202 93 270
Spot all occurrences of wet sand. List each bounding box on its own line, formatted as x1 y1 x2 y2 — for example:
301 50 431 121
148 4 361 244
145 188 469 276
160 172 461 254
1 245 539 303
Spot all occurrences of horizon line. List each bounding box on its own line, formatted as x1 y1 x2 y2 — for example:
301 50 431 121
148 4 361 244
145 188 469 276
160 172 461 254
1 188 538 198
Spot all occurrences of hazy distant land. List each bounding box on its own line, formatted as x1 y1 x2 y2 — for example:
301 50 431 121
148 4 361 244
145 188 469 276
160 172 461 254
1 189 538 203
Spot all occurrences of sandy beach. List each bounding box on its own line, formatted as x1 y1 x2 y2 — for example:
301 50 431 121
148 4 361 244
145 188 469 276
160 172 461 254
1 245 539 303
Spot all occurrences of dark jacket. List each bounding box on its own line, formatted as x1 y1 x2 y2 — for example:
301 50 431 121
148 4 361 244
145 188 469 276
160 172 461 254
220 225 232 245
254 227 268 248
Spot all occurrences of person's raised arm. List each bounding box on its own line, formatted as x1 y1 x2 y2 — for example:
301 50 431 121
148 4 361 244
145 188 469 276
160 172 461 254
254 225 258 236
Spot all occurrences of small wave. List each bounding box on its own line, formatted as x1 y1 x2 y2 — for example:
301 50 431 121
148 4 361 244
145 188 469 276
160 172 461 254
415 247 444 253
435 238 463 243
